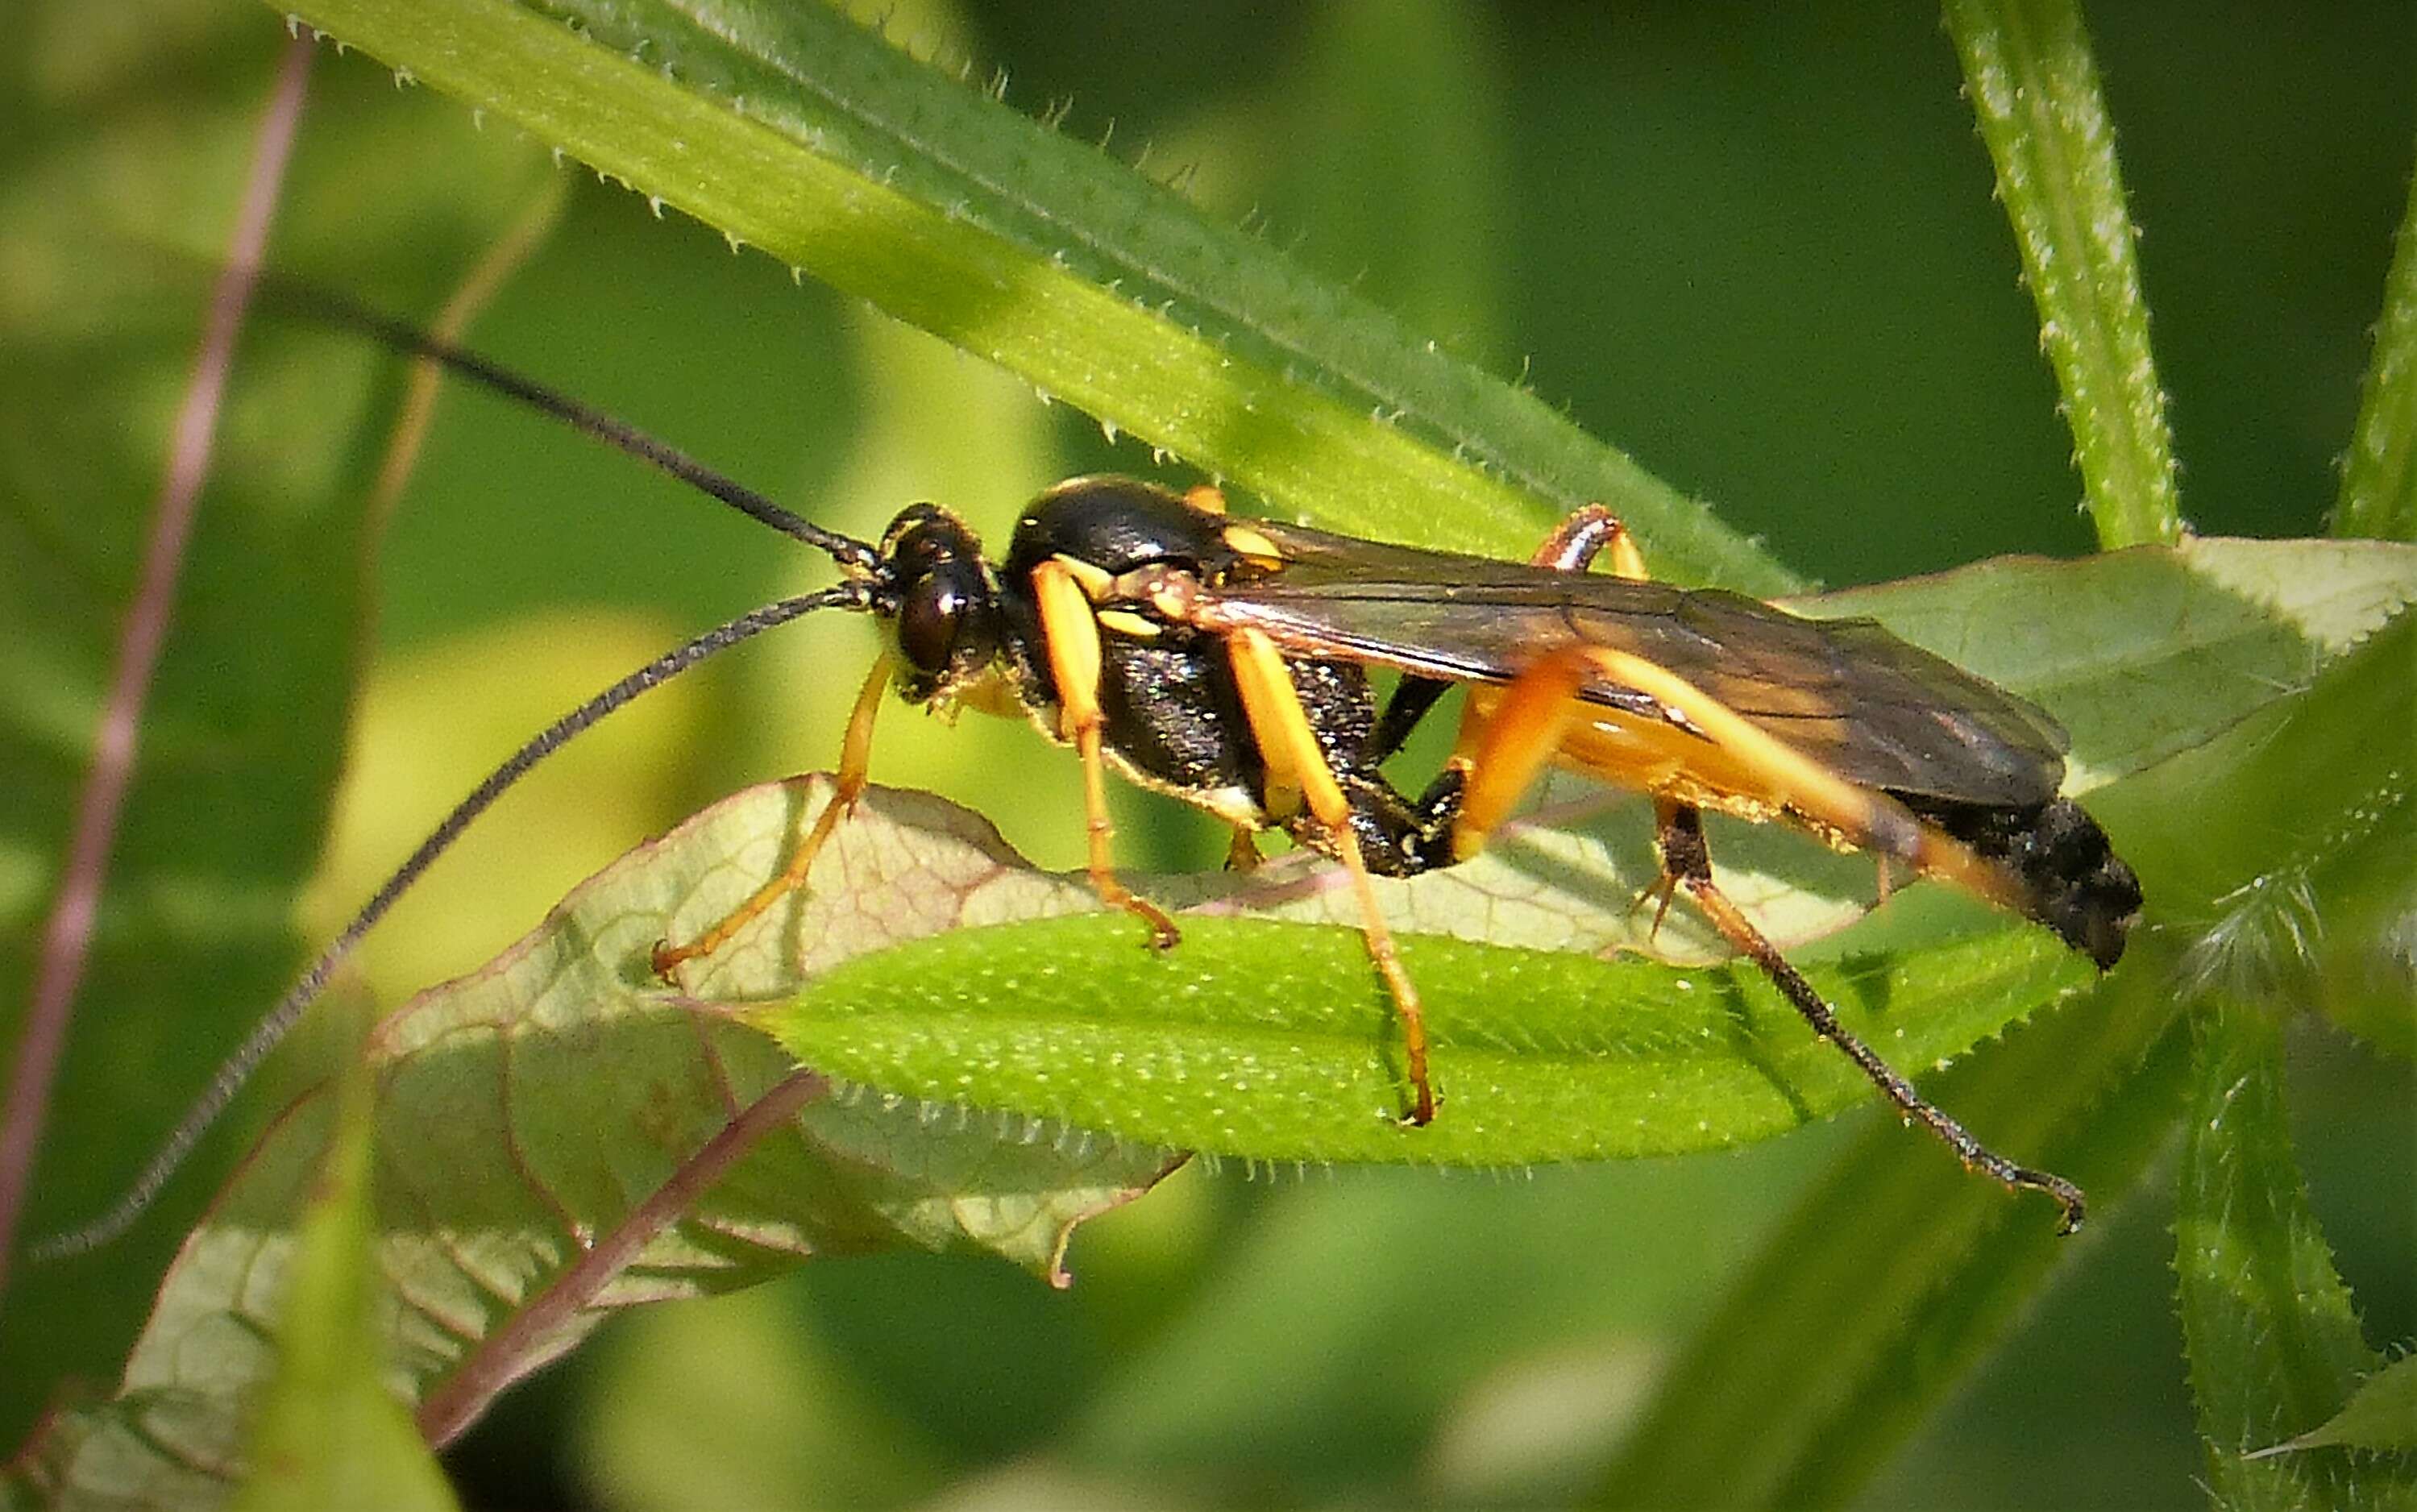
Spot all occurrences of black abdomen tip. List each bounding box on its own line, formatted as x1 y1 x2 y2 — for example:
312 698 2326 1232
1902 795 2143 969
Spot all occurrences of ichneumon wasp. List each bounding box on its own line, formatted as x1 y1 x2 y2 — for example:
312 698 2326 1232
44 289 2140 1258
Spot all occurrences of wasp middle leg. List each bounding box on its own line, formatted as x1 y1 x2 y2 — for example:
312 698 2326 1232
1227 627 1438 1124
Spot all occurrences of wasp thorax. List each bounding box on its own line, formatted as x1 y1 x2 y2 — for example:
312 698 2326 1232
879 504 1003 703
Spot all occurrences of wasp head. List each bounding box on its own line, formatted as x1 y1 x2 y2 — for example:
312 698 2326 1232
878 504 1005 704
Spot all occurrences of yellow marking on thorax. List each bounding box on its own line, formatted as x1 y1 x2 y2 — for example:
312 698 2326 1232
1220 524 1285 568
1051 552 1118 600
1095 609 1161 639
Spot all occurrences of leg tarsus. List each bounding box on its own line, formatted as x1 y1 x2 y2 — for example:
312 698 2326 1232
650 777 860 978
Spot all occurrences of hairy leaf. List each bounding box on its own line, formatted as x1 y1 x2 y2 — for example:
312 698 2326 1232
1943 0 2182 550
2252 1354 2417 1459
268 0 1791 588
2336 143 2417 541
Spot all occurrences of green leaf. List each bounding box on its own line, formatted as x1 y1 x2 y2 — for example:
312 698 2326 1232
1598 609 2417 1509
1797 537 2417 791
2252 1353 2417 1458
2337 140 2417 542
745 790 2091 1167
9 779 1174 1504
230 1058 456 1512
1943 0 2183 550
2177 1003 2411 1510
0 16 557 1448
270 0 1793 588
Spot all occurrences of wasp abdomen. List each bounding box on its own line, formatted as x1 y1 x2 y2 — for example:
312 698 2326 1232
1901 795 2142 970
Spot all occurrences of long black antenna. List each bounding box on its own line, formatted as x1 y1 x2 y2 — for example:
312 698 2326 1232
32 584 878 1262
260 277 883 572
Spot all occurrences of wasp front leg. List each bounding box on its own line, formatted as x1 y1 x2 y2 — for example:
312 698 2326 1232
652 653 895 978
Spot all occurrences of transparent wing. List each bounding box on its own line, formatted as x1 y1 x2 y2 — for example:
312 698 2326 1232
1208 519 2070 806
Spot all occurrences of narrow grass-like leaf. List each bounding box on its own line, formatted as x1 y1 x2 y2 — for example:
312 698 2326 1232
2338 147 2417 542
2177 1003 2405 1510
229 1059 456 1512
270 0 1792 588
2251 1353 2417 1458
1944 0 2182 550
1601 609 2416 1509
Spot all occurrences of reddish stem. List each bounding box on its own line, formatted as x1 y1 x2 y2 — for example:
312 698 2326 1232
0 36 316 1295
415 1070 829 1447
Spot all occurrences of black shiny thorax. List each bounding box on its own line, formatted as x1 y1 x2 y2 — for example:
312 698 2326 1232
1003 475 1252 584
972 476 1453 871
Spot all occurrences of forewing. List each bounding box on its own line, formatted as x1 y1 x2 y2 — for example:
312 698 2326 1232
1213 520 2070 806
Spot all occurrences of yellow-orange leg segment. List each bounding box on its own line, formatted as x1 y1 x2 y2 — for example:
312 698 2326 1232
652 653 895 978
1227 627 1436 1124
1031 559 1181 949
1532 514 1693 939
1443 502 1662 850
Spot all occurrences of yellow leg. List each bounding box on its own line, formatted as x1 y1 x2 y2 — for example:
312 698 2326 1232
1447 650 1591 857
1444 505 1659 855
1227 628 1435 1124
653 654 894 978
1032 559 1180 949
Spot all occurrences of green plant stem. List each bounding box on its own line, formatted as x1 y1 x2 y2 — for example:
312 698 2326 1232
2175 1002 2386 1509
1944 0 2182 550
1600 962 2193 1510
2337 141 2417 542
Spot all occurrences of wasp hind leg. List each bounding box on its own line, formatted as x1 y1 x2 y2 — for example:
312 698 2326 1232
1531 502 1648 579
1446 626 2087 1232
1652 792 2087 1234
653 653 894 979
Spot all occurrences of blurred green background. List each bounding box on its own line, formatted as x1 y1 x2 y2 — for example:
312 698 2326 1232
10 2 2412 1507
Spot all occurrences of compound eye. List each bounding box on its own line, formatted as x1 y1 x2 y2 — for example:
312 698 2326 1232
896 579 964 675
